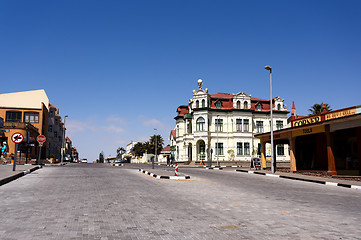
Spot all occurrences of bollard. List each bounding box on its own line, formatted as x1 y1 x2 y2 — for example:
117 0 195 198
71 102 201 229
175 164 178 176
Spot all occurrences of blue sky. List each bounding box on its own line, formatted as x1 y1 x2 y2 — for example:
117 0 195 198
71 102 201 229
1 0 360 161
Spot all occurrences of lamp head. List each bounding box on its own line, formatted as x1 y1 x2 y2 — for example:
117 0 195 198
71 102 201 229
265 65 272 71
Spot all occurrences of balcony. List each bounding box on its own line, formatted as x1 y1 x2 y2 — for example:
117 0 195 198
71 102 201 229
3 122 38 132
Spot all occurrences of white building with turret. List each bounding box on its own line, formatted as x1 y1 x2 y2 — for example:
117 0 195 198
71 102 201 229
171 79 290 164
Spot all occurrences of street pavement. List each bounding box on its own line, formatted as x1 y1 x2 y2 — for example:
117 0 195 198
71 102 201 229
0 163 361 240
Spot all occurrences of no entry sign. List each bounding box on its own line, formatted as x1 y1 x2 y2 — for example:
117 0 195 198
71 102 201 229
11 132 24 144
37 135 46 147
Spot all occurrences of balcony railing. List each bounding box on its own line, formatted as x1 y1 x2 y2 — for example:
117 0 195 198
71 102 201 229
3 122 38 132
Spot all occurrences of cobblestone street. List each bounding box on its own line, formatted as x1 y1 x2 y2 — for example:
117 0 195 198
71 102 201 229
0 163 361 240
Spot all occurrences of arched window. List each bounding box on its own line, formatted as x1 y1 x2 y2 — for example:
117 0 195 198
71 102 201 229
237 101 241 109
256 104 262 111
196 100 199 108
277 104 281 111
244 101 248 109
196 117 205 131
202 99 205 108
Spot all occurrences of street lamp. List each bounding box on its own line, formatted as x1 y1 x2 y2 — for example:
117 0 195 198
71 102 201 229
265 65 275 173
216 115 219 167
153 128 157 169
61 115 68 164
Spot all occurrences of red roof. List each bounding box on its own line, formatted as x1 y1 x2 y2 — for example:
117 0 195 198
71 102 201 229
161 145 171 152
176 105 189 117
211 93 233 99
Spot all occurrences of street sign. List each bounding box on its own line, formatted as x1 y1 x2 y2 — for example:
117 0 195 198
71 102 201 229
37 135 46 146
11 132 24 144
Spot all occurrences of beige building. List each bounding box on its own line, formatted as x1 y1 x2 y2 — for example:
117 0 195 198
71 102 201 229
0 90 63 163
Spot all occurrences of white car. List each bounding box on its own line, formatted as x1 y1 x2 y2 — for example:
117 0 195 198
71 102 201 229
81 159 87 163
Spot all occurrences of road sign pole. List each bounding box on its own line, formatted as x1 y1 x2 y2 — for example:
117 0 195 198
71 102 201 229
37 145 42 165
13 144 18 171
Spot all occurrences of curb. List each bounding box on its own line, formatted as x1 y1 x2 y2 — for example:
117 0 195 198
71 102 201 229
112 164 124 167
206 167 223 170
0 165 43 186
139 169 190 180
235 169 361 190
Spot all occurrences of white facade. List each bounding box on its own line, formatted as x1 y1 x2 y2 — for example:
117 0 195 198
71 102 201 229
173 80 290 163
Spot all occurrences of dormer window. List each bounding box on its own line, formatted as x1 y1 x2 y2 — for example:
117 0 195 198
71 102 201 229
215 101 222 109
237 101 241 109
202 99 205 108
256 103 262 111
244 101 248 109
277 104 281 111
196 100 199 108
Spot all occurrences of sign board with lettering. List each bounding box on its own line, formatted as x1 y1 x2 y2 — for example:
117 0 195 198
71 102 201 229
325 107 357 121
292 116 321 127
292 125 325 138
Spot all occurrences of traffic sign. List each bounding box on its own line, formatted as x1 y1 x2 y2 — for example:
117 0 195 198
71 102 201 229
37 135 46 144
11 132 24 144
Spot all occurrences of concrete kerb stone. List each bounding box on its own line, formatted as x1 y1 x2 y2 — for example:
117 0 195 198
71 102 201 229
139 169 190 180
235 169 361 190
0 165 42 186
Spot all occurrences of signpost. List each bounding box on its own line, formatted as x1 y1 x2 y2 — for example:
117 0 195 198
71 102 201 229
37 135 46 165
11 132 24 171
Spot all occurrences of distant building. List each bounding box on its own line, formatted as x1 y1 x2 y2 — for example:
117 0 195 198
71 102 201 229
47 103 64 161
172 79 290 164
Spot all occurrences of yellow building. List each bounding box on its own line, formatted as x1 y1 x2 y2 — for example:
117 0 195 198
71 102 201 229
0 90 50 163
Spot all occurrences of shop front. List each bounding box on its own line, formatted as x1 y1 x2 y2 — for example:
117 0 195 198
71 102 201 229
257 105 361 176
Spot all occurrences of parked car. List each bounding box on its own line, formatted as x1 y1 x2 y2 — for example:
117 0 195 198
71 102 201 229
81 158 87 163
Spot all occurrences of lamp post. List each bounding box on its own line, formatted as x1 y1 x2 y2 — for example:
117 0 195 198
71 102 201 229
153 128 157 169
216 115 219 167
265 65 275 173
61 115 68 164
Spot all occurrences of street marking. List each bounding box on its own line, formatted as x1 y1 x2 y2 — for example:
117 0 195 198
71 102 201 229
325 182 338 186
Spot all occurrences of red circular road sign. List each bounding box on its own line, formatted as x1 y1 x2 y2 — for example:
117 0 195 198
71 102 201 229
37 135 46 147
11 132 24 144
37 135 46 143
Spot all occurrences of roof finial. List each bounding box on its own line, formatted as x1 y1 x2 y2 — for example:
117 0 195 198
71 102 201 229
197 79 203 89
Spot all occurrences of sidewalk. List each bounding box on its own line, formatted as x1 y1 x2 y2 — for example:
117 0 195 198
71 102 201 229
235 168 361 190
0 164 42 186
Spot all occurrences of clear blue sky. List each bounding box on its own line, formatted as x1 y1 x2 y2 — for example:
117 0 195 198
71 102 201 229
1 0 360 161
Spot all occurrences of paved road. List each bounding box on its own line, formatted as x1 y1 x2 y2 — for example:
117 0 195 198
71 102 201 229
0 163 360 240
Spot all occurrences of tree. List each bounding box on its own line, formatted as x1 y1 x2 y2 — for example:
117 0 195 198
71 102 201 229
308 103 332 115
149 134 164 155
116 147 125 158
131 142 146 157
99 151 104 163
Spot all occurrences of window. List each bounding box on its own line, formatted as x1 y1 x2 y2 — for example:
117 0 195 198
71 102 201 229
24 112 39 123
49 111 54 118
49 125 53 133
215 142 223 155
277 144 284 156
196 100 199 108
187 120 192 134
215 101 222 109
54 131 58 137
236 119 242 131
277 104 281 111
177 146 179 159
237 142 243 155
55 119 58 125
256 104 262 111
196 117 205 131
177 125 179 136
256 121 264 133
215 118 223 132
243 119 249 132
58 136 62 142
244 142 250 155
202 99 205 108
6 111 22 122
276 120 283 130
244 101 248 109
237 101 241 109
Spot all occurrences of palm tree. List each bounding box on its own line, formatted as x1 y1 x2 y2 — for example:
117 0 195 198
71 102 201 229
308 103 332 115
